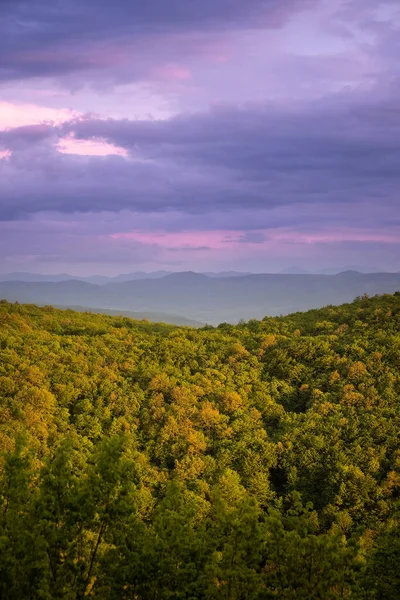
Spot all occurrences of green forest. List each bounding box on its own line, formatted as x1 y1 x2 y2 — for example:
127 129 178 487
0 294 399 599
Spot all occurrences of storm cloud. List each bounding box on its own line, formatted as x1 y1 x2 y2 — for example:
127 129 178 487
1 95 399 220
0 0 317 82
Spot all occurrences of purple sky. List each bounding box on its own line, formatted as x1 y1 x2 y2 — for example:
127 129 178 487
0 0 399 274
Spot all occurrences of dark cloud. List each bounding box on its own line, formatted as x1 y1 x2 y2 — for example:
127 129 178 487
0 124 55 150
1 92 399 224
236 232 267 244
67 98 400 181
0 0 317 82
224 231 267 244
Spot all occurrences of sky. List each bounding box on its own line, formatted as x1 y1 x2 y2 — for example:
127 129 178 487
0 0 399 275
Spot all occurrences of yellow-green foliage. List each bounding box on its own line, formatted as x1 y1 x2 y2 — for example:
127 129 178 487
0 295 399 599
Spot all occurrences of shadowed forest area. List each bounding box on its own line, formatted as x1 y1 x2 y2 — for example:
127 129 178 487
0 294 399 599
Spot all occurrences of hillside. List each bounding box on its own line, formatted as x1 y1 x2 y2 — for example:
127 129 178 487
0 295 399 598
1 271 400 324
54 305 203 327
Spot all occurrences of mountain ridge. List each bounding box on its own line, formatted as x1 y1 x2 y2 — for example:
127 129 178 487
1 271 400 325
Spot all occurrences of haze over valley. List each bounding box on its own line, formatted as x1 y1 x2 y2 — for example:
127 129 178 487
1 270 400 324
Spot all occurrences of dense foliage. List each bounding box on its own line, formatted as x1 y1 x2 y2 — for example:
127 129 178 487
0 294 399 599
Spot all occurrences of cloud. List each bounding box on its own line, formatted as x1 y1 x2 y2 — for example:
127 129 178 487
0 217 164 269
226 232 267 244
66 96 400 179
0 101 78 129
0 0 318 83
1 89 399 224
57 136 128 156
0 0 399 274
0 124 55 148
167 246 212 252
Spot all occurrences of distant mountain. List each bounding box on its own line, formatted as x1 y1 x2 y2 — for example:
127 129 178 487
279 266 392 275
318 266 388 275
161 271 211 283
202 271 253 278
279 267 310 275
107 270 253 282
0 270 254 285
335 270 364 278
1 271 400 325
77 275 111 285
0 272 110 284
107 271 174 283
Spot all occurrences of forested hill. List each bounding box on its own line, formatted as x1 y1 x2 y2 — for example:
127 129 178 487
0 295 399 599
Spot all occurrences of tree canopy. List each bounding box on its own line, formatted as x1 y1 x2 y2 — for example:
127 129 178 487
0 294 399 598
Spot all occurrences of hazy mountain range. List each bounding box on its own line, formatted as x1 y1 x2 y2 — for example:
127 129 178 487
1 270 400 325
0 270 253 285
0 267 392 285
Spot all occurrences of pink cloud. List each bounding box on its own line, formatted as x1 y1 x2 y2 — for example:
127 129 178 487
111 230 230 248
57 135 128 156
153 63 192 81
110 226 400 250
268 228 400 244
0 101 79 130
